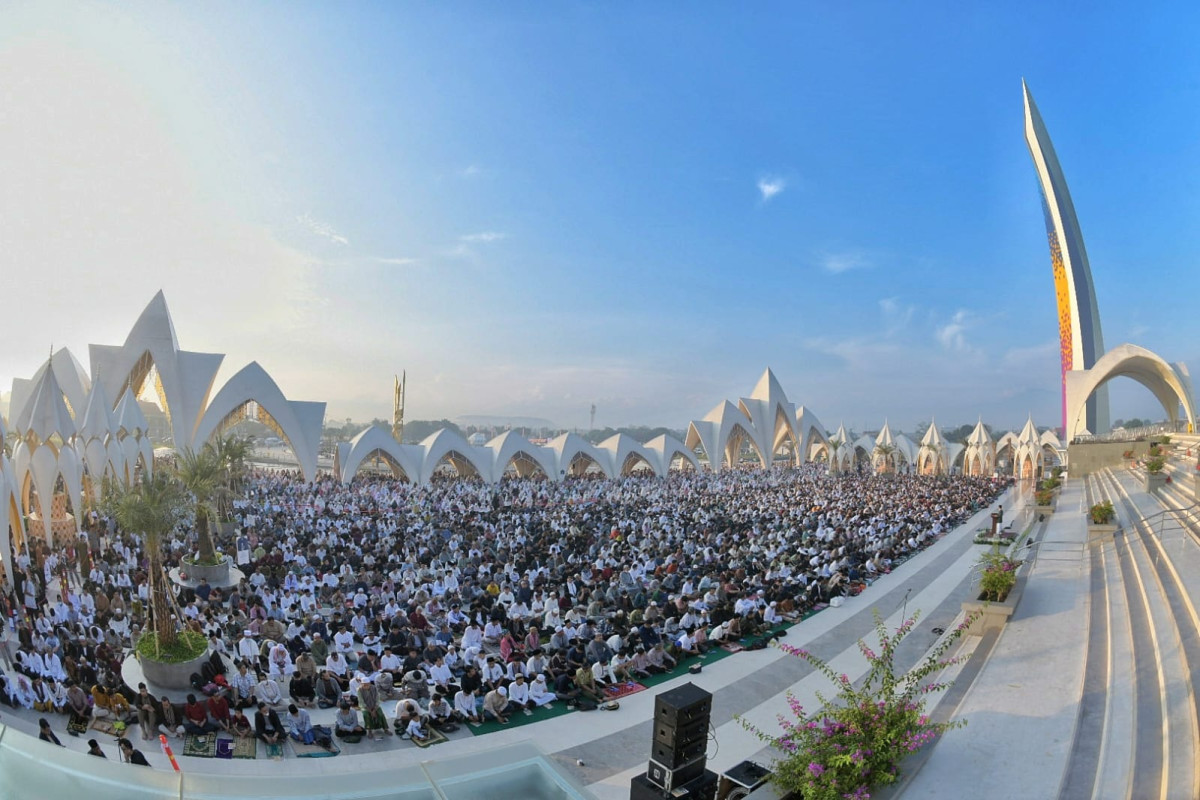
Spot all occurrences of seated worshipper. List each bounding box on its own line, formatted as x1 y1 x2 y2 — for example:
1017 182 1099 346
400 669 430 702
675 628 701 659
482 685 511 724
393 696 425 732
403 712 429 742
206 692 233 733
38 717 63 746
295 650 318 682
230 661 258 709
286 703 332 749
184 693 217 734
358 675 391 740
428 655 458 696
325 650 351 690
254 673 287 712
507 674 534 712
609 650 634 683
254 702 285 744
335 700 366 740
118 737 150 766
231 707 254 739
289 670 316 707
426 693 455 729
268 642 295 679
452 687 480 724
93 684 133 722
529 674 557 707
156 696 186 739
315 669 342 709
590 657 611 688
574 665 605 703
237 630 262 670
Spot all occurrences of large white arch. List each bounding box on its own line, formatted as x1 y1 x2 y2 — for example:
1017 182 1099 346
1064 343 1197 440
795 407 830 467
418 429 491 483
192 362 326 482
738 369 799 466
596 434 658 477
337 426 422 484
685 400 762 472
485 431 556 480
89 292 225 449
546 433 611 479
643 434 701 474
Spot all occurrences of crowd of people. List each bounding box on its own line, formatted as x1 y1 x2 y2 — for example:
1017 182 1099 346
0 463 1008 756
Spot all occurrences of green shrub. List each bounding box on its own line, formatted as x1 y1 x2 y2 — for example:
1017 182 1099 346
739 609 974 800
135 629 207 664
1089 501 1115 525
1035 489 1055 506
1146 456 1166 474
977 550 1022 602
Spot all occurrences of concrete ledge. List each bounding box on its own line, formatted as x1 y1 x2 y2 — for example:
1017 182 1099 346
1086 524 1117 546
961 574 1026 637
135 648 212 691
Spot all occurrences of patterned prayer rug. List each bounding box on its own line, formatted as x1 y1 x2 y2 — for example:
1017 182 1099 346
601 681 647 700
182 733 218 758
409 726 448 748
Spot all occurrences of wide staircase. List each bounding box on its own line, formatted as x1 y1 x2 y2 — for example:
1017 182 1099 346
1061 443 1200 800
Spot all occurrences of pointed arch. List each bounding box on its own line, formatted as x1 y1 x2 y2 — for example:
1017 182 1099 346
418 430 491 483
337 426 423 484
192 362 326 482
644 434 700 474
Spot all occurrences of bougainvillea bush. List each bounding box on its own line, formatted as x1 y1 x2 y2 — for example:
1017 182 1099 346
740 609 975 800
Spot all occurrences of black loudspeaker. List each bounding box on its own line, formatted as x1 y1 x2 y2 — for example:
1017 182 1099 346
648 756 707 791
654 682 712 726
630 772 665 800
650 734 706 767
653 715 708 748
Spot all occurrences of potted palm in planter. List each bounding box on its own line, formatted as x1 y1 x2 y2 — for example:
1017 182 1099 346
1087 500 1117 545
1034 488 1056 515
109 471 210 689
961 548 1025 636
1145 455 1167 493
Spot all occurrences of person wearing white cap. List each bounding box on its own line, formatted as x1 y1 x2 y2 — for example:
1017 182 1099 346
763 600 781 626
238 630 259 665
482 685 510 724
529 674 556 707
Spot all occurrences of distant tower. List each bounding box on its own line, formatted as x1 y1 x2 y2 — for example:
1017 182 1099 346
1023 81 1109 435
392 372 406 443
590 404 596 431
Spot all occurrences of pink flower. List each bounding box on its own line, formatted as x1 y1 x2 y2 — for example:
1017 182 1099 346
808 762 826 777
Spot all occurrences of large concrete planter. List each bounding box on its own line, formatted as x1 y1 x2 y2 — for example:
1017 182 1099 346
961 574 1026 637
1193 473 1200 501
1034 504 1055 517
1087 523 1118 546
180 555 232 585
139 648 211 690
1145 472 1167 494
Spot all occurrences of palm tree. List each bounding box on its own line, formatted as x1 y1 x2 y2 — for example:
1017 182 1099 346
827 437 844 475
874 443 897 475
108 470 188 651
175 447 224 564
209 433 252 521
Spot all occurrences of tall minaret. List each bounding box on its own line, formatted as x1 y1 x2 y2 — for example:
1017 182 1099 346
392 372 406 443
1023 80 1109 435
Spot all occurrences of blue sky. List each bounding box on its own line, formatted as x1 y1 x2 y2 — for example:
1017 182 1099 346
1 3 1198 434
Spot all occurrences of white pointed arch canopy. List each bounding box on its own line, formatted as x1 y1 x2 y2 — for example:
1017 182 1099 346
192 362 326 482
1064 343 1197 441
418 429 491 483
486 431 556 480
338 426 422 483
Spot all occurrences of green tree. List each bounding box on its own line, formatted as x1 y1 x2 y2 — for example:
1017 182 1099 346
108 470 189 651
175 447 224 564
209 433 253 519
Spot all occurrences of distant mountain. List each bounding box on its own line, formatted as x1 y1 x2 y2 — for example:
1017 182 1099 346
456 414 556 429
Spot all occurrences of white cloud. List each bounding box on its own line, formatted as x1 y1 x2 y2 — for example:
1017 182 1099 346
820 251 871 274
935 309 975 352
371 256 419 266
459 231 508 243
298 213 349 245
459 165 481 178
757 176 786 201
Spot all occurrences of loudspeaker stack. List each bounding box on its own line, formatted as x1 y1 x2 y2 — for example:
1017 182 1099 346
629 682 717 800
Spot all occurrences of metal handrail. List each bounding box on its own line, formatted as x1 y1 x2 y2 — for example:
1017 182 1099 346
1135 499 1200 540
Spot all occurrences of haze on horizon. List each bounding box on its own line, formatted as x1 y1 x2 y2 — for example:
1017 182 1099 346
1 4 1197 435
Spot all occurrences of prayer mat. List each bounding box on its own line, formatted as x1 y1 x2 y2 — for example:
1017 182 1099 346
408 726 448 748
291 739 340 758
720 643 745 654
264 740 285 760
182 733 218 758
601 681 647 701
223 736 257 759
89 718 121 737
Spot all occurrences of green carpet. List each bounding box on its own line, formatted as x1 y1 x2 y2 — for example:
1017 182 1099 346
465 696 575 736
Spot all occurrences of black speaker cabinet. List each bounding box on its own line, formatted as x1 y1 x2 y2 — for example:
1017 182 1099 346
650 733 706 767
647 755 707 792
630 772 666 800
653 714 709 749
654 682 713 726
